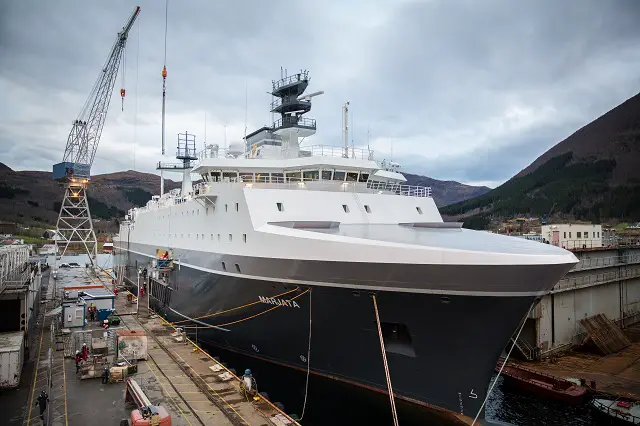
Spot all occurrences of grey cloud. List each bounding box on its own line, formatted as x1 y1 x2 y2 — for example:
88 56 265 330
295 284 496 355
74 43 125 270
1 0 640 188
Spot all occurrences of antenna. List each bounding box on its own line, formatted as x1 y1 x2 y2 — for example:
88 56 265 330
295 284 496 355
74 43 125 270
342 102 350 158
244 75 248 152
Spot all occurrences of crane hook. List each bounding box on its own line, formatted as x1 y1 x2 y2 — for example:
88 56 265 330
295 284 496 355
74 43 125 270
120 88 126 111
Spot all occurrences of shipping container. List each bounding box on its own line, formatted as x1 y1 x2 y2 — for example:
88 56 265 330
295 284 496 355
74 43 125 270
0 331 25 389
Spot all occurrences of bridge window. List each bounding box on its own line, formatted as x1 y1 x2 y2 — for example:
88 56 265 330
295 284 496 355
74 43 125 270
346 172 358 182
211 171 221 182
222 171 238 181
322 170 332 180
256 173 268 182
359 173 370 182
333 171 346 181
240 173 254 182
271 173 284 183
286 172 302 182
303 170 319 181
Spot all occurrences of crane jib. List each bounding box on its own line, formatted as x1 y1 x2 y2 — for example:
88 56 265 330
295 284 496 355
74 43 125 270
53 5 140 183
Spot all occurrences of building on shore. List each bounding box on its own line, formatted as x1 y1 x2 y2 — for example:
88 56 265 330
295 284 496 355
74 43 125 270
541 224 602 249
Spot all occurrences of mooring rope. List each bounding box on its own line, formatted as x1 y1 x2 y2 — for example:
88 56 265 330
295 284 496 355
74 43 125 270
300 288 312 420
470 303 535 426
372 294 400 426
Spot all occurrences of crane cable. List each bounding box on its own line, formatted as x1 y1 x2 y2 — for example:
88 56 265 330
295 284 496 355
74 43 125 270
161 0 168 155
372 294 399 426
120 42 127 111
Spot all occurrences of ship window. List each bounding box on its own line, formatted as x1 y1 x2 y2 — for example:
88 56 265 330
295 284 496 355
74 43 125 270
271 173 284 183
256 173 268 182
333 171 346 181
598 232 600 238
217 233 220 242
346 172 358 182
229 234 232 242
240 173 254 182
359 173 370 182
277 202 284 212
235 203 239 212
211 234 213 241
196 234 198 240
569 232 572 238
342 204 350 213
201 233 204 240
235 263 241 273
303 170 319 181
188 234 190 239
225 204 228 212
286 172 302 182
243 234 247 243
381 322 416 357
211 171 221 182
416 207 423 215
181 234 183 239
222 171 238 181
564 232 566 238
206 208 209 215
221 262 226 271
321 170 332 181
364 205 371 213
577 232 581 238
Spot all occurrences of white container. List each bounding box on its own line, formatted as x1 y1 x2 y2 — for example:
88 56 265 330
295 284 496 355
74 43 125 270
0 331 25 389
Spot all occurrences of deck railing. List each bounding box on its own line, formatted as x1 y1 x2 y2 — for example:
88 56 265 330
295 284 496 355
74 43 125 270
193 179 432 198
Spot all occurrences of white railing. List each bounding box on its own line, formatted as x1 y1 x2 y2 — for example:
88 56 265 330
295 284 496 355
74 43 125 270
194 144 375 161
193 179 432 198
303 145 374 160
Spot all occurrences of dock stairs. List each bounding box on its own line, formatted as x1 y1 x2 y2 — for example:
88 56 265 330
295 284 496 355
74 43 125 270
510 336 536 361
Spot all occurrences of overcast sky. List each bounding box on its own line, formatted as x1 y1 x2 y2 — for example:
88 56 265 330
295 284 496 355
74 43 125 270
1 0 639 188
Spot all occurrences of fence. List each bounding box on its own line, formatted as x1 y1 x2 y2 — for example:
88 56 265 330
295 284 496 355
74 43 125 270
553 267 640 293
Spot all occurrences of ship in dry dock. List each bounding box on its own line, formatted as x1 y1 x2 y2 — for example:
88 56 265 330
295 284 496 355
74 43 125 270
114 69 578 422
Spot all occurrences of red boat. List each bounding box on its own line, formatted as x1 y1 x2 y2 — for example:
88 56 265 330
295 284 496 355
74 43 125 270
496 360 589 404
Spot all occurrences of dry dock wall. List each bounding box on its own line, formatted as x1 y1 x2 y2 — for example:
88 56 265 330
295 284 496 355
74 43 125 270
527 247 640 355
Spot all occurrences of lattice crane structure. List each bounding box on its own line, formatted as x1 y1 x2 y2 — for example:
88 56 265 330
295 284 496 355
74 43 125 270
53 6 140 260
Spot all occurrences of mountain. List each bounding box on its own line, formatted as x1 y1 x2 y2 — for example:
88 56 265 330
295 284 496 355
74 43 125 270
403 173 491 207
0 162 486 230
441 92 640 227
0 165 180 231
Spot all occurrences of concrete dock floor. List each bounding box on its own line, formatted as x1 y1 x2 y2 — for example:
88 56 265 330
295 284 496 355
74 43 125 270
2 266 298 426
515 324 640 400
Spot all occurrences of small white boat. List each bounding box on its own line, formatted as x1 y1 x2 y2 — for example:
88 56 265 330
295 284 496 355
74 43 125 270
590 397 640 425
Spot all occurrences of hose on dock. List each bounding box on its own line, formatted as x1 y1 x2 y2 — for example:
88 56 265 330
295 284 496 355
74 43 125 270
372 294 400 426
470 303 535 426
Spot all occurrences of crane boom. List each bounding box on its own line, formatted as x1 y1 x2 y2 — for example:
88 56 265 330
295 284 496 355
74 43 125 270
54 6 140 180
53 6 140 262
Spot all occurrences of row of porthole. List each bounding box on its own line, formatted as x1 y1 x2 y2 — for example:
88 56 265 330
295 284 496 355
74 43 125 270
154 203 240 220
152 233 248 243
277 203 424 215
221 261 241 273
